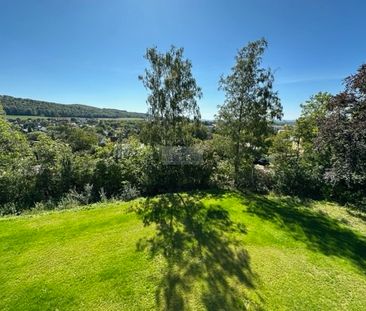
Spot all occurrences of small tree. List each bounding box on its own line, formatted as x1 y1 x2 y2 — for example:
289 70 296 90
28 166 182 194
295 92 331 153
0 102 5 118
270 93 332 198
139 46 202 147
0 117 35 210
216 38 282 188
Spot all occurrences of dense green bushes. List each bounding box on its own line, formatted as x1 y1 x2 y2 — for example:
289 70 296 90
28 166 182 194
1 92 365 214
0 119 215 214
268 68 366 209
1 42 365 214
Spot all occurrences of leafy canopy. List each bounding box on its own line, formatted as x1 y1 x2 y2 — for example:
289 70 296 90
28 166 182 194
216 38 282 186
317 64 366 196
139 46 202 146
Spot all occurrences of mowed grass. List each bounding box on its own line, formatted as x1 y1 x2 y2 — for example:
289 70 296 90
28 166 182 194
1 192 366 310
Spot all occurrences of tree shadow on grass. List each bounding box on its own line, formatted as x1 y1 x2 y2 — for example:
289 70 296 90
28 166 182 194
136 192 262 310
347 209 366 223
244 195 366 273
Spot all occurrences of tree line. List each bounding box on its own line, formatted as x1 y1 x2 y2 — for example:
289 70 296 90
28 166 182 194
0 38 365 214
0 95 146 119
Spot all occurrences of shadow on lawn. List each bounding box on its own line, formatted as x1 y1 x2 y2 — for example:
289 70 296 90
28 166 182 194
244 195 366 273
136 192 261 310
347 209 366 223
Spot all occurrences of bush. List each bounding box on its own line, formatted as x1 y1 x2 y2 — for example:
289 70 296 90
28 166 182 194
272 158 322 198
252 166 274 194
57 184 94 210
118 181 141 201
0 202 18 216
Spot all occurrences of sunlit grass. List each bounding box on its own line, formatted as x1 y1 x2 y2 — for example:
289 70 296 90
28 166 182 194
1 192 365 310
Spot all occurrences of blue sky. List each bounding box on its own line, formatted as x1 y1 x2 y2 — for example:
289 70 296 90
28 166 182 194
0 0 365 119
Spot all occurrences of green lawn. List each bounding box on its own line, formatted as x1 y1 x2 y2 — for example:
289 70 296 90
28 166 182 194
1 191 365 310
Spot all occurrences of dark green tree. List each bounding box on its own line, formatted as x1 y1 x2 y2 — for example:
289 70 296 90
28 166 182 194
317 64 366 205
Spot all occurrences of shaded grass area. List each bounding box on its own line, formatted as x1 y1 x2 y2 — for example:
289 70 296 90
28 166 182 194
1 192 366 310
244 195 366 272
136 193 259 310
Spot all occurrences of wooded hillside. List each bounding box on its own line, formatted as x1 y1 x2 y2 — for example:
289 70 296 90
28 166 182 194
0 95 146 119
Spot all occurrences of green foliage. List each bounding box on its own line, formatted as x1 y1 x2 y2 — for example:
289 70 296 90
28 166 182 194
0 101 5 117
1 52 365 213
31 133 73 201
216 38 282 188
0 95 146 118
0 118 35 209
138 46 214 193
0 117 213 214
139 46 202 146
57 184 94 210
69 153 96 191
295 92 331 151
269 93 333 198
63 127 98 152
270 96 327 198
316 65 366 205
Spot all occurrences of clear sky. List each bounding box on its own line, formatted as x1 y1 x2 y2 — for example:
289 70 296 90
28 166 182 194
0 0 365 119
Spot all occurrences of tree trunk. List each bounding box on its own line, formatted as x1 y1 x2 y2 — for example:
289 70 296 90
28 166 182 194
234 142 241 187
234 103 244 188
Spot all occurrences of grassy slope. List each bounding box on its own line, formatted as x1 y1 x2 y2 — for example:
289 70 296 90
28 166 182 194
0 192 365 310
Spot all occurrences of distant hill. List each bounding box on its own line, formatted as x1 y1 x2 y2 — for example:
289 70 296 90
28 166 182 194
0 95 146 119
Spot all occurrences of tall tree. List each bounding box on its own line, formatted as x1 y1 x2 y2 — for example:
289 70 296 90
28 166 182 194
317 64 366 203
216 38 282 187
139 46 202 147
138 46 204 239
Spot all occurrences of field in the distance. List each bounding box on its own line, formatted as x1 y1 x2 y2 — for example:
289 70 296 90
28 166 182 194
1 191 365 310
